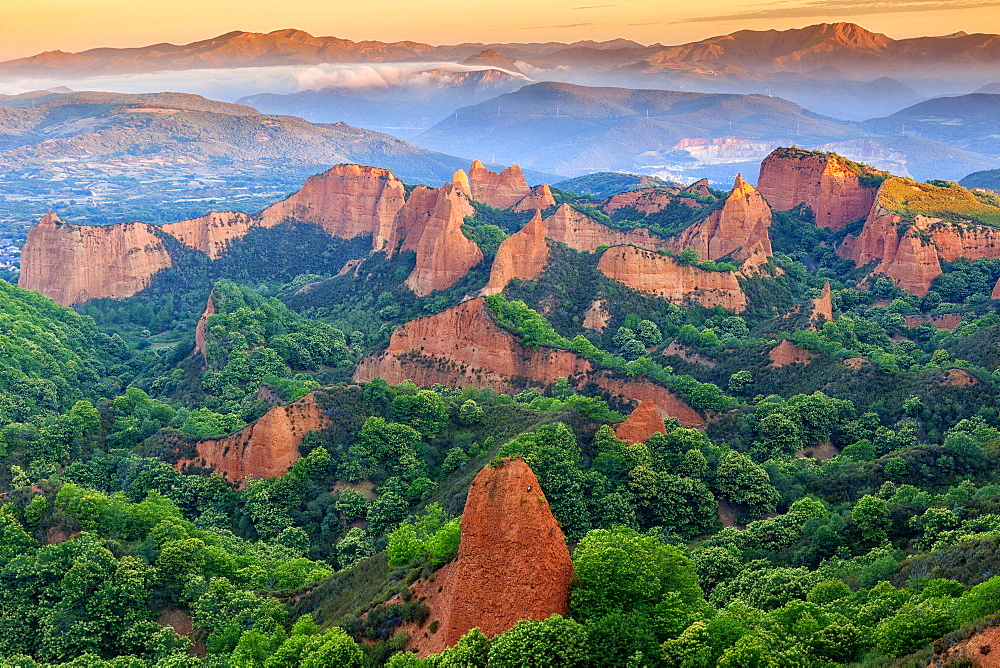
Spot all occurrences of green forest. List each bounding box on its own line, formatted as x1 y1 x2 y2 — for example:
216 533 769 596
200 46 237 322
2 165 1000 668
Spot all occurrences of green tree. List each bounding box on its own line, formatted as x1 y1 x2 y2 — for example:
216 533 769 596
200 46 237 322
853 495 890 542
487 615 589 668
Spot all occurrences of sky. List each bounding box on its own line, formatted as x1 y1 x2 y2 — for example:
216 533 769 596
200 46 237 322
0 0 998 61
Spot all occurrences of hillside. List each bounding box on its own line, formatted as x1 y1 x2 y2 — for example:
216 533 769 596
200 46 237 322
0 89 475 226
413 81 995 182
862 93 1000 159
238 68 527 137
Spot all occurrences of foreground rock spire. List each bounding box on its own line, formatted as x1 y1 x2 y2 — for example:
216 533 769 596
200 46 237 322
405 457 573 656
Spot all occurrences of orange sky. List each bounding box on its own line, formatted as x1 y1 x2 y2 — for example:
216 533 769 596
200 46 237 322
0 0 998 61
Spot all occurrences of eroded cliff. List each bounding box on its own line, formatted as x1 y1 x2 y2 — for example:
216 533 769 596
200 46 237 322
19 212 173 306
175 392 326 482
757 147 880 231
614 399 668 444
354 297 590 391
403 458 573 656
261 163 407 250
482 210 549 295
597 245 747 311
543 204 670 252
468 160 533 210
390 184 483 296
668 174 772 262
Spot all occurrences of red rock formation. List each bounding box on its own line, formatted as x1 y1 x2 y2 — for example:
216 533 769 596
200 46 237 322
592 375 704 427
597 245 747 311
468 160 532 210
582 300 611 330
903 313 963 330
837 207 944 297
838 179 1000 296
161 211 258 259
543 204 669 252
614 400 667 443
769 340 815 367
682 179 713 199
512 184 557 212
668 174 773 262
390 184 482 296
402 458 572 656
262 164 407 251
993 277 1000 300
603 187 680 215
811 281 834 326
354 298 591 392
355 298 703 426
193 290 217 361
757 148 879 231
483 210 549 295
19 212 172 306
176 393 326 482
452 169 472 198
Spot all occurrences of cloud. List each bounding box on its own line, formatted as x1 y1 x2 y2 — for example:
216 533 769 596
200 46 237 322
521 22 595 30
677 0 1000 23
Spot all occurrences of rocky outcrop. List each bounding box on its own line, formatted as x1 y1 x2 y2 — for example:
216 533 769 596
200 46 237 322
668 174 772 262
354 298 591 392
542 204 669 252
810 281 834 326
614 400 667 443
512 184 556 212
161 212 258 259
193 290 217 361
468 160 532 210
483 211 549 295
262 164 406 250
757 148 879 231
993 277 1000 300
769 340 815 367
19 164 409 304
176 393 326 482
402 458 572 656
355 298 703 426
452 169 472 198
838 179 1000 296
390 184 482 296
604 187 679 215
682 179 713 199
19 212 172 306
582 300 611 330
592 375 704 427
597 245 747 311
837 207 943 297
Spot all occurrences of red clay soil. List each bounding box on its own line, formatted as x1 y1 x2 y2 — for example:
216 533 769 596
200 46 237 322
399 459 573 657
904 313 964 330
663 342 716 367
931 625 1000 667
843 357 867 369
941 368 977 387
615 400 668 444
176 392 327 483
593 375 704 427
768 340 816 367
157 607 206 658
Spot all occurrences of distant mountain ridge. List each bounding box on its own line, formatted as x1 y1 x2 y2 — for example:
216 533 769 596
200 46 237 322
412 81 997 182
2 22 996 80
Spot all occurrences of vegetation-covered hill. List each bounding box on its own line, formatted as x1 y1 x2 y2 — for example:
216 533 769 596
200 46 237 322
4 148 1000 667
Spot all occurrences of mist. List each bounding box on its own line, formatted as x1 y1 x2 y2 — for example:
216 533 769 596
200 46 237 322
0 61 521 102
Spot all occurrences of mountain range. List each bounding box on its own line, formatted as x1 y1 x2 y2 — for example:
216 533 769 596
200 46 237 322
413 82 999 182
0 89 554 228
3 23 998 121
